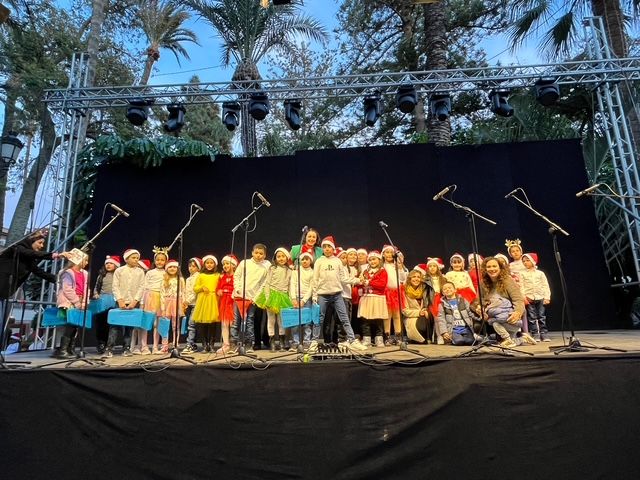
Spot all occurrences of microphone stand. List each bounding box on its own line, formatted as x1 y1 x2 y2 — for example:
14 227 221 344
373 222 429 360
38 210 127 368
207 197 268 364
145 206 201 365
435 194 532 357
509 190 626 354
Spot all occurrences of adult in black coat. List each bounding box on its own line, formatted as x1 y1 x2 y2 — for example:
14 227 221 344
0 230 66 300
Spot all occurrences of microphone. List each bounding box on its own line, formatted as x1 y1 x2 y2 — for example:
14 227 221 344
504 188 519 199
257 192 271 207
576 184 602 197
192 204 204 212
302 225 309 233
433 185 454 201
379 221 388 228
109 203 130 218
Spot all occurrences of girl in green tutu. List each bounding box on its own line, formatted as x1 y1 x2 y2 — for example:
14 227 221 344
255 247 293 351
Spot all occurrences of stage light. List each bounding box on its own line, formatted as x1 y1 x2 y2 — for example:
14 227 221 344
396 84 418 114
163 104 186 132
284 99 302 130
489 89 514 117
363 92 381 127
222 102 240 131
126 98 152 126
249 92 270 121
534 78 560 106
429 94 451 121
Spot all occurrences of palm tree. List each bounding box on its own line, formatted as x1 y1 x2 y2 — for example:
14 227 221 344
183 0 328 156
138 0 199 85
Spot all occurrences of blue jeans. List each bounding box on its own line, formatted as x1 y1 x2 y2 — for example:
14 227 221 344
231 301 256 346
318 292 355 342
526 300 547 334
290 300 320 345
185 305 196 346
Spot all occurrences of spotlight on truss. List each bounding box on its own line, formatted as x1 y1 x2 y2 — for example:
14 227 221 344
489 89 514 117
534 78 560 106
363 92 382 127
163 104 186 132
429 94 451 121
284 99 302 130
222 102 240 131
249 92 270 121
396 84 418 114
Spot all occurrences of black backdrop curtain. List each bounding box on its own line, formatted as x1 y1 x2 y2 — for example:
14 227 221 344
88 139 615 329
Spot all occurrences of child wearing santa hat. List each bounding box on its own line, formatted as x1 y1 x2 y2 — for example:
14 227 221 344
192 255 221 353
182 257 202 354
424 257 447 344
92 255 120 354
140 247 168 355
358 251 388 347
520 253 551 341
108 248 145 357
445 253 476 304
215 254 238 354
309 236 367 353
381 245 405 345
289 251 315 350
255 247 293 351
161 259 186 352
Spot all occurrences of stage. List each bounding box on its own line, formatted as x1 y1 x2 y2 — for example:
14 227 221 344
2 330 640 479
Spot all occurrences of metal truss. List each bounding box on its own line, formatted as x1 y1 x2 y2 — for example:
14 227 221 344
585 17 640 282
42 57 640 110
39 16 640 286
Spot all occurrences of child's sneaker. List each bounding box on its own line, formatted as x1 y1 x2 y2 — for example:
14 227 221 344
140 347 151 355
436 335 445 345
131 347 142 355
499 338 517 348
152 348 163 355
307 340 319 354
182 344 196 354
374 336 385 348
104 349 113 358
540 333 551 342
345 339 368 351
520 332 537 345
122 348 133 357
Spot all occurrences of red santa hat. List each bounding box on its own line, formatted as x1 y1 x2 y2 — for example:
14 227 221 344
426 257 445 270
104 255 121 268
138 259 151 271
189 257 203 270
356 248 368 256
165 259 179 270
202 255 218 265
368 250 382 260
274 247 291 260
123 248 140 260
321 236 336 249
522 252 538 265
413 264 427 276
221 254 238 267
468 253 484 265
381 244 395 254
450 253 465 264
299 252 314 262
335 247 345 257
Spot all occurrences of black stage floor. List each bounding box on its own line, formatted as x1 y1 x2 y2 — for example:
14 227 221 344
2 330 639 479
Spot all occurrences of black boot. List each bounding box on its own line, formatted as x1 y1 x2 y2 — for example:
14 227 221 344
56 336 73 358
269 336 276 352
67 334 77 356
279 335 286 351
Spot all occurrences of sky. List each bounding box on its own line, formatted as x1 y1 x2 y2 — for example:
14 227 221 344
3 0 544 228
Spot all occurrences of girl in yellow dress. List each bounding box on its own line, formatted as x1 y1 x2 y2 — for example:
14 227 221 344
192 255 220 352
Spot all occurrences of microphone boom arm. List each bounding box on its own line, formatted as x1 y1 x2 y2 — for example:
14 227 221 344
507 193 569 236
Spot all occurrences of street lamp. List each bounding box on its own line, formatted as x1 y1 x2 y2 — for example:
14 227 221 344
1 132 24 172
